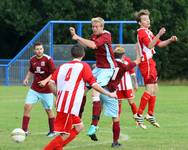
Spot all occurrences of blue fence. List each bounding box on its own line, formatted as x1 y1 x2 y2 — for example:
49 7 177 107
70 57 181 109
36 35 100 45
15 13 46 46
0 20 144 86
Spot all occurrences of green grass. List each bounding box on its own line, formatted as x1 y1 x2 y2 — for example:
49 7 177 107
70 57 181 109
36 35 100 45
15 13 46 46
0 85 188 150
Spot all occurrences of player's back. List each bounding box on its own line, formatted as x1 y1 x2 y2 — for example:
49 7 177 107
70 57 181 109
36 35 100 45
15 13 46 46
54 60 96 115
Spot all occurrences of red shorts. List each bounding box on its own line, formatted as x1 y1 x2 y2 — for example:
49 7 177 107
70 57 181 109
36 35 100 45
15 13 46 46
54 112 81 134
139 58 158 84
116 89 134 100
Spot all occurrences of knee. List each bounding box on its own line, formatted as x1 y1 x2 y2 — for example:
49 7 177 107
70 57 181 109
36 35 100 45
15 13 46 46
92 96 100 102
128 99 134 104
23 104 32 116
45 109 54 117
75 123 84 132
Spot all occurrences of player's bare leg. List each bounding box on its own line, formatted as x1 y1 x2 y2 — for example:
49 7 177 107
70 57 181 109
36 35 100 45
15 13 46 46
44 123 84 150
63 123 84 146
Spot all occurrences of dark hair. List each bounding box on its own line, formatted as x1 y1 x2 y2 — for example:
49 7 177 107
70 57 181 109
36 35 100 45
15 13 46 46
34 42 43 48
71 44 85 58
135 9 150 23
114 53 124 59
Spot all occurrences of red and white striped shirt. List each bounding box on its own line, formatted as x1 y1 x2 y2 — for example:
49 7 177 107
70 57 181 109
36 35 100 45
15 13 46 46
137 28 161 61
51 59 96 116
117 56 135 91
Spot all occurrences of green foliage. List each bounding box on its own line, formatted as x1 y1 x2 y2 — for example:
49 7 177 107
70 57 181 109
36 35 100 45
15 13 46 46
0 0 187 79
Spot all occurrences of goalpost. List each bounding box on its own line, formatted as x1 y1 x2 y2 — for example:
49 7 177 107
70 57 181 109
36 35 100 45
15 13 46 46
1 20 143 85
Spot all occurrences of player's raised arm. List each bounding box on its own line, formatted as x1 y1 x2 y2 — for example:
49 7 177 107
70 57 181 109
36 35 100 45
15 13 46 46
157 35 178 48
148 27 166 49
69 27 97 49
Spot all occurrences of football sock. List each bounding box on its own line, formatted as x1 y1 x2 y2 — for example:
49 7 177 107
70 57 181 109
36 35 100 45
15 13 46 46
22 116 30 132
129 102 137 115
113 121 120 143
48 118 55 132
79 95 86 118
137 92 151 115
148 96 156 116
44 135 64 150
63 128 79 146
91 101 101 126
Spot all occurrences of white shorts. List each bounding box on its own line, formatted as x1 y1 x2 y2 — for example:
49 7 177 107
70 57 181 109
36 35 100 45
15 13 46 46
25 89 54 109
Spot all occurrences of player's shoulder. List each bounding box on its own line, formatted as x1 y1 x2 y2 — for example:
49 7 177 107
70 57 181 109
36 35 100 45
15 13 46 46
137 27 148 33
115 59 124 66
81 61 90 67
123 56 131 61
43 54 52 60
30 55 36 59
103 30 111 35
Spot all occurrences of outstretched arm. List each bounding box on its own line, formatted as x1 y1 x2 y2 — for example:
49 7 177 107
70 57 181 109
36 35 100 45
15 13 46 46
92 83 117 98
148 27 177 48
69 27 97 49
157 36 177 47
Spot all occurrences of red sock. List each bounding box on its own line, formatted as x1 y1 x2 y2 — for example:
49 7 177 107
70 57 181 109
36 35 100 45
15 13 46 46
112 121 120 143
148 96 156 116
79 95 86 118
137 92 151 115
22 116 30 132
44 135 64 150
63 128 79 146
129 102 137 115
91 101 101 126
48 118 55 132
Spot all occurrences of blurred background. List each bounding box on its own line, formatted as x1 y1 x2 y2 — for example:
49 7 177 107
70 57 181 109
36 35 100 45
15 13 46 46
0 0 187 82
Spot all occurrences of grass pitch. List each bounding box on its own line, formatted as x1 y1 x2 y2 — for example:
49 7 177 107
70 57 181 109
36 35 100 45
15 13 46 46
0 85 188 150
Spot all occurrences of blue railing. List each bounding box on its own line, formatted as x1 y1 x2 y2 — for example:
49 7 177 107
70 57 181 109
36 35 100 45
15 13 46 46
0 20 144 86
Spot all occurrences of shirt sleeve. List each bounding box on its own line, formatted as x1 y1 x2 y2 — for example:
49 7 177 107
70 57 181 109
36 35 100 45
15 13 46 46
139 29 161 47
122 62 136 72
29 59 34 73
82 63 96 86
138 29 151 48
48 58 56 74
93 33 111 48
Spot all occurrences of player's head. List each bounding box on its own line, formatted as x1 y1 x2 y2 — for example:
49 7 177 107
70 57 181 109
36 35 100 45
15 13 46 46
71 44 85 59
135 9 150 28
34 42 44 58
114 46 125 59
91 17 104 35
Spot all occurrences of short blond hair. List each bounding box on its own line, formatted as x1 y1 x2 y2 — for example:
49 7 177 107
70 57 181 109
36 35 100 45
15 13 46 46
135 9 150 23
91 17 104 27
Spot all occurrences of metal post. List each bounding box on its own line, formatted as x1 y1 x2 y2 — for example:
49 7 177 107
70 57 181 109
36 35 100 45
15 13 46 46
77 23 83 37
5 66 9 86
49 22 54 58
119 23 123 44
